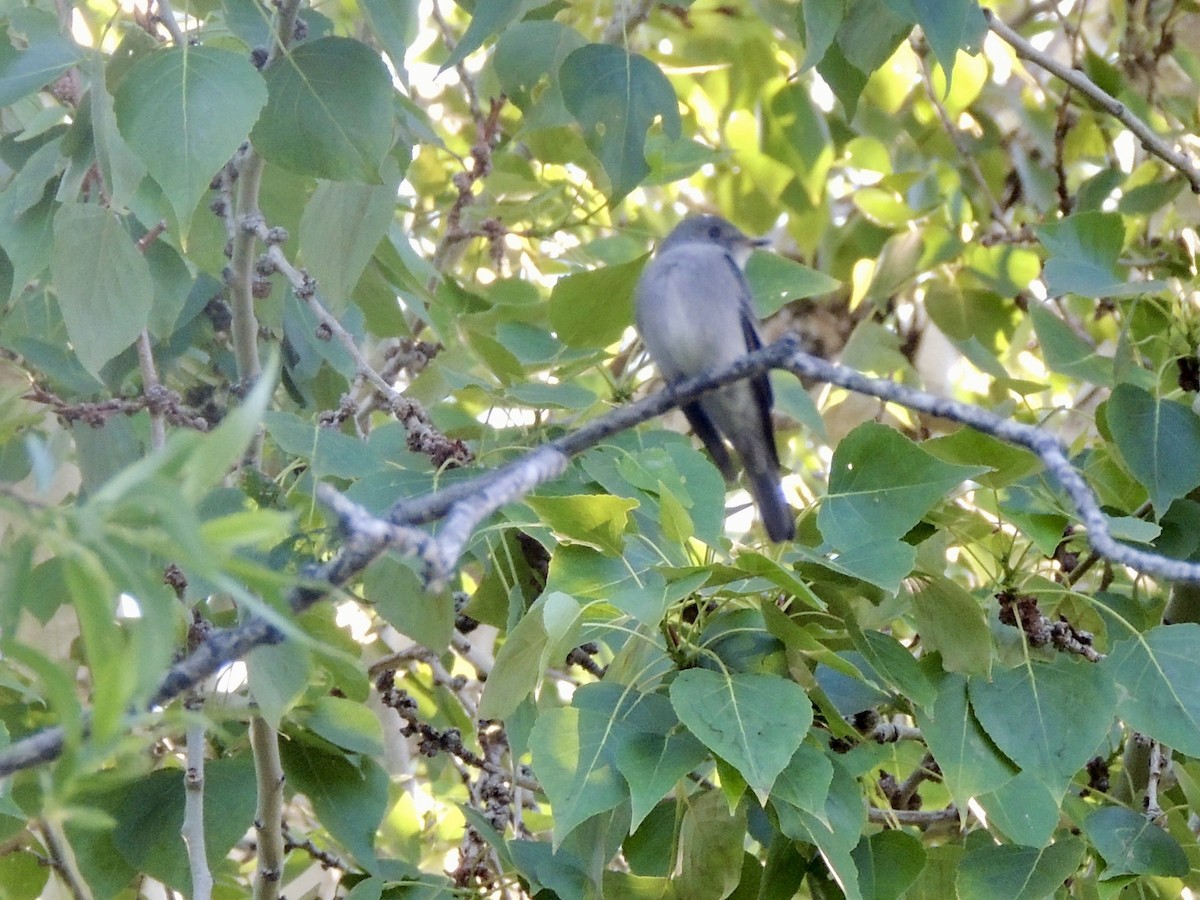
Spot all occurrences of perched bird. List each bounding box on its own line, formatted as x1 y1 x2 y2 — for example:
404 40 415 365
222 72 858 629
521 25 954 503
635 215 795 542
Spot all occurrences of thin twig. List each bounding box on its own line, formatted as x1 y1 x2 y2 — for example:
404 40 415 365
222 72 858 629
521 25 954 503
182 711 213 900
985 8 1200 193
155 0 187 46
256 232 471 468
601 0 656 44
913 38 1011 230
1145 740 1170 824
870 721 923 743
134 220 170 450
37 820 93 900
250 716 285 900
867 805 961 827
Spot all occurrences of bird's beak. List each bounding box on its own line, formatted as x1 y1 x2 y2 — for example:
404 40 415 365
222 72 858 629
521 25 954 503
751 236 770 248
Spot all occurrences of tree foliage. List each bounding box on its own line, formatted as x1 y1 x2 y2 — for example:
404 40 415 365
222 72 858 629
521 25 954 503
2 0 1200 897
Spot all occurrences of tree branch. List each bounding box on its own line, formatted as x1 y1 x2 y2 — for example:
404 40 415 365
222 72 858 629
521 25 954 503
251 716 285 900
985 8 1200 193
4 335 1200 777
182 712 213 900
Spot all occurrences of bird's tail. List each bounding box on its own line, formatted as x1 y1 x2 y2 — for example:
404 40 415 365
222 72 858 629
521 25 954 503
748 468 795 543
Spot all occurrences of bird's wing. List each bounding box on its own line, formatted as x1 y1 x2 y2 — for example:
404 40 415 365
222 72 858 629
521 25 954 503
721 253 782 471
680 401 735 479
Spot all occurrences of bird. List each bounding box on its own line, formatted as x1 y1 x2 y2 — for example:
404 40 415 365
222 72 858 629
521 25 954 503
634 214 795 542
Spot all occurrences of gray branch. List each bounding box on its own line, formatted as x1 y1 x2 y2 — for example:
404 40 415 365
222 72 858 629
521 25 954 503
985 8 1200 193
2 335 1198 779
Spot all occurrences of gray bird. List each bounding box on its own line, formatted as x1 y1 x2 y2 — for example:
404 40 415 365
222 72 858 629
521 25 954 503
635 215 795 542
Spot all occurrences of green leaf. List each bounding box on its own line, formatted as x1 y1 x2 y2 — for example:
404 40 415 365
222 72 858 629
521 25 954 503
360 0 417 75
817 37 870 118
1038 211 1142 298
1083 806 1189 879
298 696 385 757
744 251 840 317
50 204 153 377
915 672 1015 814
1106 384 1200 513
962 243 1041 299
86 56 145 212
143 239 193 339
0 188 55 300
670 669 812 802
508 381 598 410
247 639 312 729
299 178 398 314
477 591 582 720
1029 303 1114 386
1105 624 1200 758
0 849 48 897
440 0 523 72
548 253 645 347
910 0 985 84
114 46 267 231
796 539 917 594
254 37 394 181
280 737 389 865
111 756 257 891
798 0 846 70
908 576 992 677
181 354 278 501
493 21 587 126
976 769 1060 847
560 45 681 203
544 542 671 625
524 493 638 554
852 830 925 900
0 9 80 107
764 82 834 205
617 727 710 833
2 137 62 220
529 686 632 847
263 410 384 479
923 429 1043 491
818 422 988 551
849 628 934 708
772 742 834 818
956 839 1084 900
771 757 865 898
968 655 1116 796
63 554 131 745
675 790 747 900
364 554 454 652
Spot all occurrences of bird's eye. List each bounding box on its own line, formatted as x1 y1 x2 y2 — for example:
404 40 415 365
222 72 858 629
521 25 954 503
708 225 722 239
